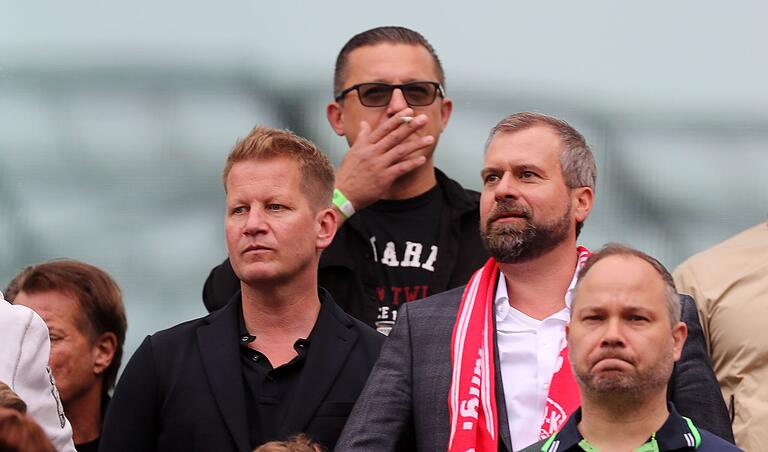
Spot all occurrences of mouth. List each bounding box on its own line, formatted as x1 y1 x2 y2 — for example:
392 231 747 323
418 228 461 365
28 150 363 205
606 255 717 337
493 212 527 221
242 244 273 255
489 210 530 225
591 356 633 373
488 201 531 223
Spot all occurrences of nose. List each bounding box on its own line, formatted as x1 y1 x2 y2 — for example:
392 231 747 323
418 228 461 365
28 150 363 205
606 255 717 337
493 173 522 202
600 318 626 348
385 88 409 115
243 208 268 236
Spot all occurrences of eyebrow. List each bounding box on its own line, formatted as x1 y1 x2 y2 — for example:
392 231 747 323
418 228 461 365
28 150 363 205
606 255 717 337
480 167 498 179
623 306 656 316
481 163 547 178
575 305 657 316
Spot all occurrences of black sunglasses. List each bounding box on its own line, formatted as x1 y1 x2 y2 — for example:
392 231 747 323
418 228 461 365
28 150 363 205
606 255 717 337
334 81 444 107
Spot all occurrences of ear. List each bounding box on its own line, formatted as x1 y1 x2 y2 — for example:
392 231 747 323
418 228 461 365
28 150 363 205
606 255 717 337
571 186 594 224
91 332 117 376
315 207 338 250
670 321 688 362
326 102 345 136
438 97 453 132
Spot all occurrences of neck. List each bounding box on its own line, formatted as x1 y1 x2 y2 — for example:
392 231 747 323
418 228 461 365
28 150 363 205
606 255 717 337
64 384 104 445
578 389 669 452
240 272 321 340
382 160 436 200
498 242 578 320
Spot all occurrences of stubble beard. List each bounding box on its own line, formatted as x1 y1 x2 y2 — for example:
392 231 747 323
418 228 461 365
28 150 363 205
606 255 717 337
575 350 674 406
480 200 571 264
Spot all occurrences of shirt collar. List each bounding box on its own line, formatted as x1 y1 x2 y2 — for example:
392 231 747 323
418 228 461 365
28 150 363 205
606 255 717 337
494 272 511 321
654 403 702 450
237 290 331 347
541 403 701 451
494 257 582 323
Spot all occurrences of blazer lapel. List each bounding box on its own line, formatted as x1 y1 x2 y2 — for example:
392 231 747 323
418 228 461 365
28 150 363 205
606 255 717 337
197 300 251 452
280 298 358 436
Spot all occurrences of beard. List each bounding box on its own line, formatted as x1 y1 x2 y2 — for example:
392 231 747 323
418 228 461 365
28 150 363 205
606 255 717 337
480 199 571 264
575 348 674 403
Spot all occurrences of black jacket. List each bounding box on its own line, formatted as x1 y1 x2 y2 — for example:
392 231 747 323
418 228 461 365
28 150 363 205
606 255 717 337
99 289 384 452
202 169 489 327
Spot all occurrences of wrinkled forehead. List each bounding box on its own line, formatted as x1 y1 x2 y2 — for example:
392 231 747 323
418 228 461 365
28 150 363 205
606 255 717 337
16 289 97 338
483 127 565 171
572 256 669 312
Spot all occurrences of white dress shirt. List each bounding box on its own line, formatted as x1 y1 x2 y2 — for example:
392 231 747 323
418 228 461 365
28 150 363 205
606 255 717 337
495 269 579 451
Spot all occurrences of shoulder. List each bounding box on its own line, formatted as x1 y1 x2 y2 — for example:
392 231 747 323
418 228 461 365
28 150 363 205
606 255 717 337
142 310 220 350
319 216 368 269
409 285 464 309
398 285 464 328
339 305 385 346
435 168 480 211
698 429 743 451
325 294 384 347
675 222 768 287
202 258 239 312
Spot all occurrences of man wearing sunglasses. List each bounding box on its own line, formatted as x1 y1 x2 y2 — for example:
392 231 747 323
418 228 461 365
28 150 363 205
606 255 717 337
203 26 488 334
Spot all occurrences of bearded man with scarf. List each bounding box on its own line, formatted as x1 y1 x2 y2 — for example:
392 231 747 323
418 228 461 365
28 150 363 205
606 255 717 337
335 112 733 452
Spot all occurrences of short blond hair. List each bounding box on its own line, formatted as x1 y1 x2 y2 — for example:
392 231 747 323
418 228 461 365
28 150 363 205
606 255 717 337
223 126 335 208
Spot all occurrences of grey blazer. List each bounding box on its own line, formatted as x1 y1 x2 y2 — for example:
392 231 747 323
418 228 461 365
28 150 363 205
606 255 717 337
335 287 733 452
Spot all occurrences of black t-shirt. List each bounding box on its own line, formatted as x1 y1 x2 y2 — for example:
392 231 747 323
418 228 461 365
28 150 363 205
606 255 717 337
359 185 443 334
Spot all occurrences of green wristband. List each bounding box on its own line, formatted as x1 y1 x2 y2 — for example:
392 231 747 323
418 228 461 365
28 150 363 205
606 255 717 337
332 188 356 219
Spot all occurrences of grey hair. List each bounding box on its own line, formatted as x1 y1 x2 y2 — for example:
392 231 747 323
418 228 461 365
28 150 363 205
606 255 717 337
485 112 596 237
485 112 596 190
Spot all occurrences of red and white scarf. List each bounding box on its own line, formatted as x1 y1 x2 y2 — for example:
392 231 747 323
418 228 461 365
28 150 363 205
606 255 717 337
448 247 591 452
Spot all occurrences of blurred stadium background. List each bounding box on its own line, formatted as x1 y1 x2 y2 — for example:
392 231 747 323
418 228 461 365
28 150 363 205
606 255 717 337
2 1 766 365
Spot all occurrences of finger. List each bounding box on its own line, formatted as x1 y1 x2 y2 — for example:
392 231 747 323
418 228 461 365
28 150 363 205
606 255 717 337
382 155 428 181
374 114 430 152
367 108 415 143
381 134 434 166
357 120 372 142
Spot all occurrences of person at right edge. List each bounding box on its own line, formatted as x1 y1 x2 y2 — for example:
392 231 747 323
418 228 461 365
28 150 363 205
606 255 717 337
203 26 488 335
521 244 740 452
673 220 768 452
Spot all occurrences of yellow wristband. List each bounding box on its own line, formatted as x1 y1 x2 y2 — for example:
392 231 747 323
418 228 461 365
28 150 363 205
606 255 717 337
332 188 356 219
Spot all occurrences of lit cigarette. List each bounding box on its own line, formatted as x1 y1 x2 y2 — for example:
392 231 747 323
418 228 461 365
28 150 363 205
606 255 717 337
399 116 414 123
